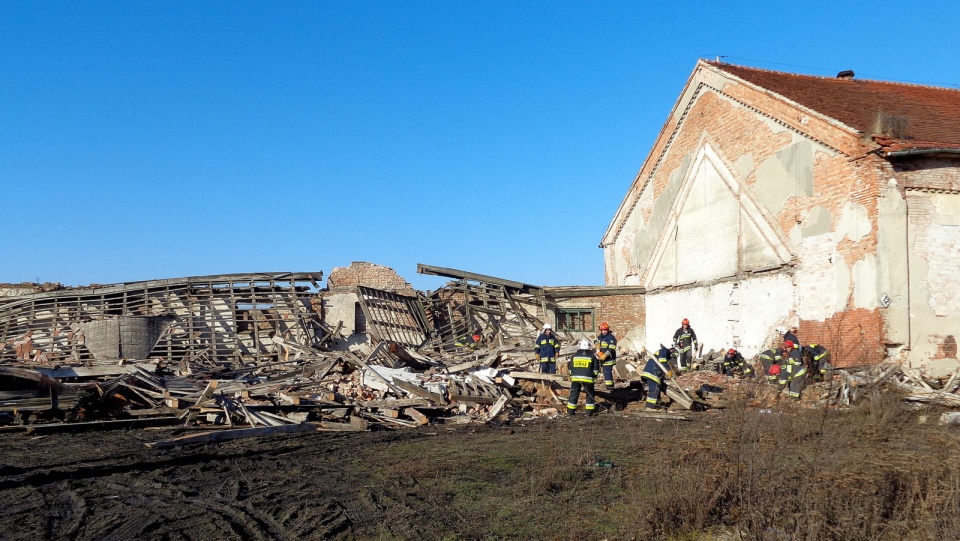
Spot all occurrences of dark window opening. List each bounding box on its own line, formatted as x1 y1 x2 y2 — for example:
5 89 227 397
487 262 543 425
556 309 595 332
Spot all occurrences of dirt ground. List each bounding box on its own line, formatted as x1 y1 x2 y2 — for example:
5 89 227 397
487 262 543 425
2 391 960 541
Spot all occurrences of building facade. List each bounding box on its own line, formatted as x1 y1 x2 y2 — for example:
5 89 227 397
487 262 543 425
602 61 960 374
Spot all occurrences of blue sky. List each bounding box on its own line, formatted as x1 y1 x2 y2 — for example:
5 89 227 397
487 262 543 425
2 1 958 292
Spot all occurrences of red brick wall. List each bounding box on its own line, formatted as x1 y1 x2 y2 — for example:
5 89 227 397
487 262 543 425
557 294 645 337
799 308 885 368
327 262 416 296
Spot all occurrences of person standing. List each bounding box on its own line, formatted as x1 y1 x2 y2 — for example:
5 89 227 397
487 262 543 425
641 347 675 410
594 322 618 390
672 318 698 372
534 323 561 374
566 339 600 416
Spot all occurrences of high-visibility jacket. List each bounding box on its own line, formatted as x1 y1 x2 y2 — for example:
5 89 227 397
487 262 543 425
805 343 828 361
760 348 782 364
641 356 669 385
782 348 806 380
455 335 480 348
568 349 599 383
673 326 698 353
534 332 560 359
804 343 830 372
594 333 618 366
722 352 744 369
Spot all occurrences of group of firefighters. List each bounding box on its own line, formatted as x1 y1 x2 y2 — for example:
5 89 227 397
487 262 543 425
527 319 832 414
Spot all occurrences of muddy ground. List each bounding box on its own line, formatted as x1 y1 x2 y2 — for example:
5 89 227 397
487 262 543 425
2 391 960 541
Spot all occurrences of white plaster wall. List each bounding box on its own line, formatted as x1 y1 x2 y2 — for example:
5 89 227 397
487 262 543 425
927 223 960 317
794 231 849 322
644 273 793 357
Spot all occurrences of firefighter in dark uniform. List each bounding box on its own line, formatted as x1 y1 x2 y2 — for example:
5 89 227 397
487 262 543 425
534 323 561 374
759 347 783 384
803 343 831 382
722 348 752 377
594 322 618 390
567 339 600 415
455 332 482 350
778 340 807 399
672 318 698 372
641 347 675 410
778 327 801 352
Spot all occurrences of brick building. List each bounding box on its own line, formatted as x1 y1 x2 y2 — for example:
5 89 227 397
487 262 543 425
601 60 960 374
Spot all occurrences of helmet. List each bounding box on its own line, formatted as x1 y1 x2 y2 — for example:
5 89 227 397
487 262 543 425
783 340 794 349
599 322 610 331
682 318 690 325
578 339 591 350
472 334 481 342
769 364 781 375
727 348 736 355
543 323 552 331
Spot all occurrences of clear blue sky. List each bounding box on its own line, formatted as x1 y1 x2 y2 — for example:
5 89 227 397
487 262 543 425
3 2 958 292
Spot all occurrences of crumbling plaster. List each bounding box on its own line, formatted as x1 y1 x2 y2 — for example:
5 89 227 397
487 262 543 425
603 68 934 367
643 274 793 357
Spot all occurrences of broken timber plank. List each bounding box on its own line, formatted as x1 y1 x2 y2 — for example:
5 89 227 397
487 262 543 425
145 422 322 448
404 407 430 425
391 378 447 404
508 371 566 383
486 395 509 420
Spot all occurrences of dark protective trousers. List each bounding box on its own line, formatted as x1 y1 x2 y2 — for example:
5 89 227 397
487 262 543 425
567 381 596 413
601 364 615 388
540 358 557 374
643 377 662 409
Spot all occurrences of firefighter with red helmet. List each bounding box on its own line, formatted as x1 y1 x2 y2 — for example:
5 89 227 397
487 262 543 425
778 339 807 399
722 348 748 377
672 318 698 372
759 347 783 384
594 322 618 390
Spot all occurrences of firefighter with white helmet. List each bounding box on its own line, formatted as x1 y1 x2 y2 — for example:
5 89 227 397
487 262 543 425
534 323 561 374
566 338 600 415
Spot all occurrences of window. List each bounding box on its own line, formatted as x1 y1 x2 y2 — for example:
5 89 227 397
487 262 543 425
556 309 595 332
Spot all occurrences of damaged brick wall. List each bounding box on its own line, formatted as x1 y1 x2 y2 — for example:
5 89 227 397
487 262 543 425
799 308 884 368
327 262 416 296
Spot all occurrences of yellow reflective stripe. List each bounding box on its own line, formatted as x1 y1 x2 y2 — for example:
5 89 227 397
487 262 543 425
646 397 658 404
641 372 661 384
571 376 594 383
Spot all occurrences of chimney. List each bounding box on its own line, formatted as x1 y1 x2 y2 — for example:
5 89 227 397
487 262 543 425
836 70 855 79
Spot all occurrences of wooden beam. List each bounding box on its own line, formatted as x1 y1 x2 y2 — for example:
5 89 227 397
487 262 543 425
145 422 322 448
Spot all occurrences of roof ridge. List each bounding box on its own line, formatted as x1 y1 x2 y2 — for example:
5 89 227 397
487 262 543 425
705 60 960 93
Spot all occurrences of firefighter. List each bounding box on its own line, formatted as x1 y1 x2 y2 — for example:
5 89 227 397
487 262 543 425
567 339 600 415
641 346 675 410
778 339 807 400
672 318 698 372
759 347 783 384
534 323 561 374
594 322 618 390
455 332 482 350
778 327 801 351
803 342 831 382
722 348 749 377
